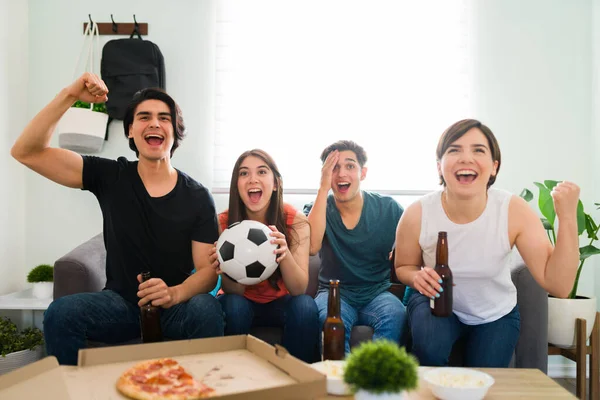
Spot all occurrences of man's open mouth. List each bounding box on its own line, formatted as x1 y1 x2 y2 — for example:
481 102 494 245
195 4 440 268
145 134 164 146
337 182 350 193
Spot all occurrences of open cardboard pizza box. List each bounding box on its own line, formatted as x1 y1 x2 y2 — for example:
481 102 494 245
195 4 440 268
0 335 327 399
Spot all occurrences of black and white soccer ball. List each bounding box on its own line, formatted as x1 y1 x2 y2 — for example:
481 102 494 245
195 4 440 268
216 220 279 285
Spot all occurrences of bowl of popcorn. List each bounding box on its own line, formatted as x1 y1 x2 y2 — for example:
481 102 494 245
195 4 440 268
311 360 351 396
423 367 495 400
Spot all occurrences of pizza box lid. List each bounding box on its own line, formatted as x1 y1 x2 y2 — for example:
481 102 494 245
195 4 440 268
0 356 71 399
4 335 326 399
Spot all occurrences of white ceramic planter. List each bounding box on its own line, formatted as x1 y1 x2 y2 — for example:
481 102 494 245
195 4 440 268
354 390 404 400
0 346 43 375
57 107 109 153
32 282 53 299
548 295 597 348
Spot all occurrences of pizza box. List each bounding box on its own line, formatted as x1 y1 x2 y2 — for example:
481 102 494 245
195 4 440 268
0 356 71 399
1 335 327 399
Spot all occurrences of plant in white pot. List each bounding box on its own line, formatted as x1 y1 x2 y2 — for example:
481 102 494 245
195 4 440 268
343 340 419 400
0 317 44 375
57 100 109 154
521 180 600 348
27 264 54 299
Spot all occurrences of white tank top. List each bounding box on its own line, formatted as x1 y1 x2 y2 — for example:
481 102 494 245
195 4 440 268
419 188 516 325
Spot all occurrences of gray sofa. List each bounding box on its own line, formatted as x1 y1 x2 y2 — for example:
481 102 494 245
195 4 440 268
53 233 548 372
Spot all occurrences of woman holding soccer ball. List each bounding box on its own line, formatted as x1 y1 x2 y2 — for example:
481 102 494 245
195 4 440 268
209 149 319 362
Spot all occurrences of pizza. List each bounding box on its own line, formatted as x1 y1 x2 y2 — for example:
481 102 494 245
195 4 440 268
116 358 214 400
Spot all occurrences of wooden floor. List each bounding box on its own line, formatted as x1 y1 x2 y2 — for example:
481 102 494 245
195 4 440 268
554 377 586 397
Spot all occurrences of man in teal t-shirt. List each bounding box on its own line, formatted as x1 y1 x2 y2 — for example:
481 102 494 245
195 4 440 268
304 140 407 354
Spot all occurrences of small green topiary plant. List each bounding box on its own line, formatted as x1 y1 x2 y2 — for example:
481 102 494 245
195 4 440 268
343 340 419 395
72 100 108 114
27 264 54 283
0 317 44 357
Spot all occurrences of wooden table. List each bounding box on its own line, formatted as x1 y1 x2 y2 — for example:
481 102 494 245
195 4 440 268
319 368 575 399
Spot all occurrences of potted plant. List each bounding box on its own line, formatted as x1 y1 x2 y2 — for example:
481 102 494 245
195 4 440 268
343 340 419 399
27 264 54 299
521 180 600 347
0 317 44 375
57 100 109 154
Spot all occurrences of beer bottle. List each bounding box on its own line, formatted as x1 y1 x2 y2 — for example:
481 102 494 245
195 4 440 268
323 279 345 360
431 231 453 317
140 271 163 343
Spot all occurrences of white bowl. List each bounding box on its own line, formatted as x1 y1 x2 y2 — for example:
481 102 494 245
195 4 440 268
311 360 351 396
423 367 495 400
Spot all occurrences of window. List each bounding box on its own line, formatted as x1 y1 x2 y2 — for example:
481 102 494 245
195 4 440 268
215 0 471 194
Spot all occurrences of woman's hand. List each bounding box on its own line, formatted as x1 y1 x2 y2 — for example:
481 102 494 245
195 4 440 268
412 267 443 299
268 225 289 263
208 241 223 275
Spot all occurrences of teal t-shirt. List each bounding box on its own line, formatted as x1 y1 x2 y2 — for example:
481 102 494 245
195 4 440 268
304 191 403 308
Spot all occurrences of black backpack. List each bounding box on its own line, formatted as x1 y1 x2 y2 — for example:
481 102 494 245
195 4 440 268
101 33 165 121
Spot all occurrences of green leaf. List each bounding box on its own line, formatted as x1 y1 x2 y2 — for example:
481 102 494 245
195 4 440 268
585 214 599 240
577 201 586 236
541 218 553 231
519 189 533 202
580 245 600 261
595 202 600 209
544 180 560 191
534 182 556 228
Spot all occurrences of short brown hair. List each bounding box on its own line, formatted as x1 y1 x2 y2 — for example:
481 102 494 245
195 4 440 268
320 140 367 167
436 119 501 188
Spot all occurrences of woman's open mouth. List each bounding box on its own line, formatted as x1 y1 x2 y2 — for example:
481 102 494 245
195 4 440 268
455 169 478 184
248 188 263 203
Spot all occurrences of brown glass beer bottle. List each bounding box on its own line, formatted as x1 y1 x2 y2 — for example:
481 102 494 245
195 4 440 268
323 279 345 360
140 271 163 343
431 232 453 317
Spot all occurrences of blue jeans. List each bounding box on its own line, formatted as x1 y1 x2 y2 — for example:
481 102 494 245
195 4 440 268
314 290 407 355
218 293 319 363
44 290 224 365
407 292 520 367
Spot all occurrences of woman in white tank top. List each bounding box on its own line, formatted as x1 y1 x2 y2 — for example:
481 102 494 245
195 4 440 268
394 119 581 367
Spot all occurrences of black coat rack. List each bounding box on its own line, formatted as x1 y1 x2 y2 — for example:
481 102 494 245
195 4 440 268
83 14 148 36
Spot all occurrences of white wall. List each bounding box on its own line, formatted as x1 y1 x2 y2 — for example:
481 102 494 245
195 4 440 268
20 0 216 279
471 0 596 299
0 0 28 295
5 1 600 306
593 0 600 313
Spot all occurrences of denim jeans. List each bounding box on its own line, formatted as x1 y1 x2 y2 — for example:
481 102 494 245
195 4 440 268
407 292 520 367
218 293 319 363
44 290 224 365
314 290 407 355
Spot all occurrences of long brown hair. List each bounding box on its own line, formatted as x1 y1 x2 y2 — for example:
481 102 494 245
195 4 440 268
227 149 298 290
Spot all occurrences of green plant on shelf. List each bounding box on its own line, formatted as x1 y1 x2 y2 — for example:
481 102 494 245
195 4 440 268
26 264 54 283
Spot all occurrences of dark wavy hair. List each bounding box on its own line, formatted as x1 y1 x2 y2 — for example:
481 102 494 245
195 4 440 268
227 149 300 290
320 140 368 167
436 119 501 188
122 88 186 158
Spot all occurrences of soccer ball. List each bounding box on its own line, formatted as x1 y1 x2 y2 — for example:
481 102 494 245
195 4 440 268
216 220 279 286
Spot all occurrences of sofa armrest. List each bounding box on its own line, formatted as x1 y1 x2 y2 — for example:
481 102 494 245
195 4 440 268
511 263 548 373
53 233 107 300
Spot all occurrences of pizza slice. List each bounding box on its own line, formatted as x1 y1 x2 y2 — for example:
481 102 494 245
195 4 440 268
117 358 214 400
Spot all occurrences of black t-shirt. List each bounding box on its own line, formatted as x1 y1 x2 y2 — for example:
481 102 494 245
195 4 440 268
82 156 219 304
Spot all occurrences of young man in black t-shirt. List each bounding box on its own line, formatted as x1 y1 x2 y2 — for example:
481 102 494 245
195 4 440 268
11 73 223 365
